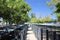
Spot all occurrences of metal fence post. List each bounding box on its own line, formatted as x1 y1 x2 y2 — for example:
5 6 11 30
53 31 56 40
21 31 23 40
46 30 48 40
41 28 43 40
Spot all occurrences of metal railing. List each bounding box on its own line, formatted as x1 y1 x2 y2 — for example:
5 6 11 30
0 24 28 40
30 23 60 40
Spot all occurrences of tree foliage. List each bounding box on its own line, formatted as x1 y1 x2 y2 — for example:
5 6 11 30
30 13 52 23
47 0 60 6
55 2 60 21
47 0 60 21
30 13 37 22
37 15 52 23
31 13 36 18
0 0 31 24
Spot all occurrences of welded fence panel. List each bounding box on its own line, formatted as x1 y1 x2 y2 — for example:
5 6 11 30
30 23 60 40
0 24 28 40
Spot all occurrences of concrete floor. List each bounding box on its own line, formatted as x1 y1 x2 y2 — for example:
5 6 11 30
26 27 37 40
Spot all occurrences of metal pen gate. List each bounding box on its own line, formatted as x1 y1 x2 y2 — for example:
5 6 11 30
31 23 60 40
0 24 28 40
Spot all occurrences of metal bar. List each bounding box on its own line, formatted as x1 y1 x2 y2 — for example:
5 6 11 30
53 31 56 40
46 30 49 40
41 28 43 40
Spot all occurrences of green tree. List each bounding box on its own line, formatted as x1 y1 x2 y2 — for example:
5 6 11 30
47 0 60 21
0 0 31 24
37 15 52 23
37 18 45 23
44 15 52 22
55 2 60 21
47 0 60 6
31 13 36 18
30 13 37 22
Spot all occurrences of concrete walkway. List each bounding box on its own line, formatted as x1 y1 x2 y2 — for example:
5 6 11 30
26 27 37 40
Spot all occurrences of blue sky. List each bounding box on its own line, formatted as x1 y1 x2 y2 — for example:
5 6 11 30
25 0 56 19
